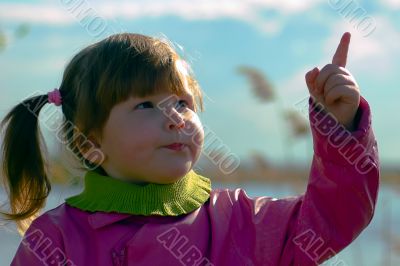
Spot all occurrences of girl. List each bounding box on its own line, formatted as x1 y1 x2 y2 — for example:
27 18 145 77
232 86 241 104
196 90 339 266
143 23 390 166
1 32 379 266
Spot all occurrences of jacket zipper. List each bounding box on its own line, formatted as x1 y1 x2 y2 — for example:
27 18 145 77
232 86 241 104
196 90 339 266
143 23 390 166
111 221 147 266
112 248 126 266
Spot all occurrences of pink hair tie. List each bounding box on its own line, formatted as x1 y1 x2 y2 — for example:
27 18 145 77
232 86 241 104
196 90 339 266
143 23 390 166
47 88 62 106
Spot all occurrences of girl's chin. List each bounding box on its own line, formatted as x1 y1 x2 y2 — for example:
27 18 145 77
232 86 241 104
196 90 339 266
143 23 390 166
157 166 193 183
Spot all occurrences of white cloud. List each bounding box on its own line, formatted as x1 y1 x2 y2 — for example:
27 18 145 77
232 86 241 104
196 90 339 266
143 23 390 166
380 0 400 9
0 3 72 25
0 0 321 35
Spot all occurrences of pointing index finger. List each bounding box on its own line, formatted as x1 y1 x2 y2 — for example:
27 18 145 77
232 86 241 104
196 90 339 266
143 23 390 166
332 32 351 68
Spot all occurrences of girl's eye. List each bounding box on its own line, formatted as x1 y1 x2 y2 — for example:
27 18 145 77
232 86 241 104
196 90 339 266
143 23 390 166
176 100 189 109
135 101 154 110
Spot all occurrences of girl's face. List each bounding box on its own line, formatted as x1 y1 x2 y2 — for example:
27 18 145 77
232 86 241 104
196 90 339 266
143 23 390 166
96 88 204 185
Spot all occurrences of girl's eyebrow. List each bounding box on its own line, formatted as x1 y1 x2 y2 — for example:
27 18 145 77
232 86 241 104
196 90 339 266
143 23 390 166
157 92 194 100
129 91 193 105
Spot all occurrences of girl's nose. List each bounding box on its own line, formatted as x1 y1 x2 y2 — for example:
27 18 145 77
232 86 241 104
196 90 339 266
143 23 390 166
165 109 185 130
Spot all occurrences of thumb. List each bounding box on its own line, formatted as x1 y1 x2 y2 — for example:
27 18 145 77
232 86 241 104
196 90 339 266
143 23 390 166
305 67 320 96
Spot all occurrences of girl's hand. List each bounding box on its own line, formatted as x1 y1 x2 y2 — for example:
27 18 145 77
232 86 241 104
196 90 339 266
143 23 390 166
305 32 360 131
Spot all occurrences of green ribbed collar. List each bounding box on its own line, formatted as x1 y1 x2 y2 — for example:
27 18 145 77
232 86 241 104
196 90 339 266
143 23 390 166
65 170 211 216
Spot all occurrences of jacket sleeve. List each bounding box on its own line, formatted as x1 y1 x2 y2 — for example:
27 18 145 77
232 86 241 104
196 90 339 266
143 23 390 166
11 214 74 266
282 96 379 265
221 96 379 266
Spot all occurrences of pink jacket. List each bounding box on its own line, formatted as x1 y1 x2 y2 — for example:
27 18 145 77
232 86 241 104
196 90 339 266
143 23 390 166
11 97 379 266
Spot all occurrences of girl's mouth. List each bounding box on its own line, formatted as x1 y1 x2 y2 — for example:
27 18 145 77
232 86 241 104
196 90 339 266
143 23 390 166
164 143 186 151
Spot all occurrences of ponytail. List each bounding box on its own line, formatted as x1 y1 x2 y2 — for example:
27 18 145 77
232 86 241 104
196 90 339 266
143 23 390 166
0 94 51 235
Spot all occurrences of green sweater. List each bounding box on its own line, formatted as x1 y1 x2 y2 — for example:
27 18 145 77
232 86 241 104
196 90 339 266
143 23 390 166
65 169 211 216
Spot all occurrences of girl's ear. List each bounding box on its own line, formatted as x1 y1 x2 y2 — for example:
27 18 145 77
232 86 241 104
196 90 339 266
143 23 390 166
73 131 106 166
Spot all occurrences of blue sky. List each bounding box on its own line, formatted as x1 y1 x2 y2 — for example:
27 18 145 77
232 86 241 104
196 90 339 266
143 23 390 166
0 0 399 166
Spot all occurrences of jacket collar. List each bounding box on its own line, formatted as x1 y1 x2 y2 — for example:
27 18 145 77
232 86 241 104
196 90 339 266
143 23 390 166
86 207 204 229
88 212 131 229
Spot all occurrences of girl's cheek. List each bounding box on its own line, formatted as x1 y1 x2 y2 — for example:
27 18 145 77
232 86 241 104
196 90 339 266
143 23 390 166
188 114 204 148
193 129 204 149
